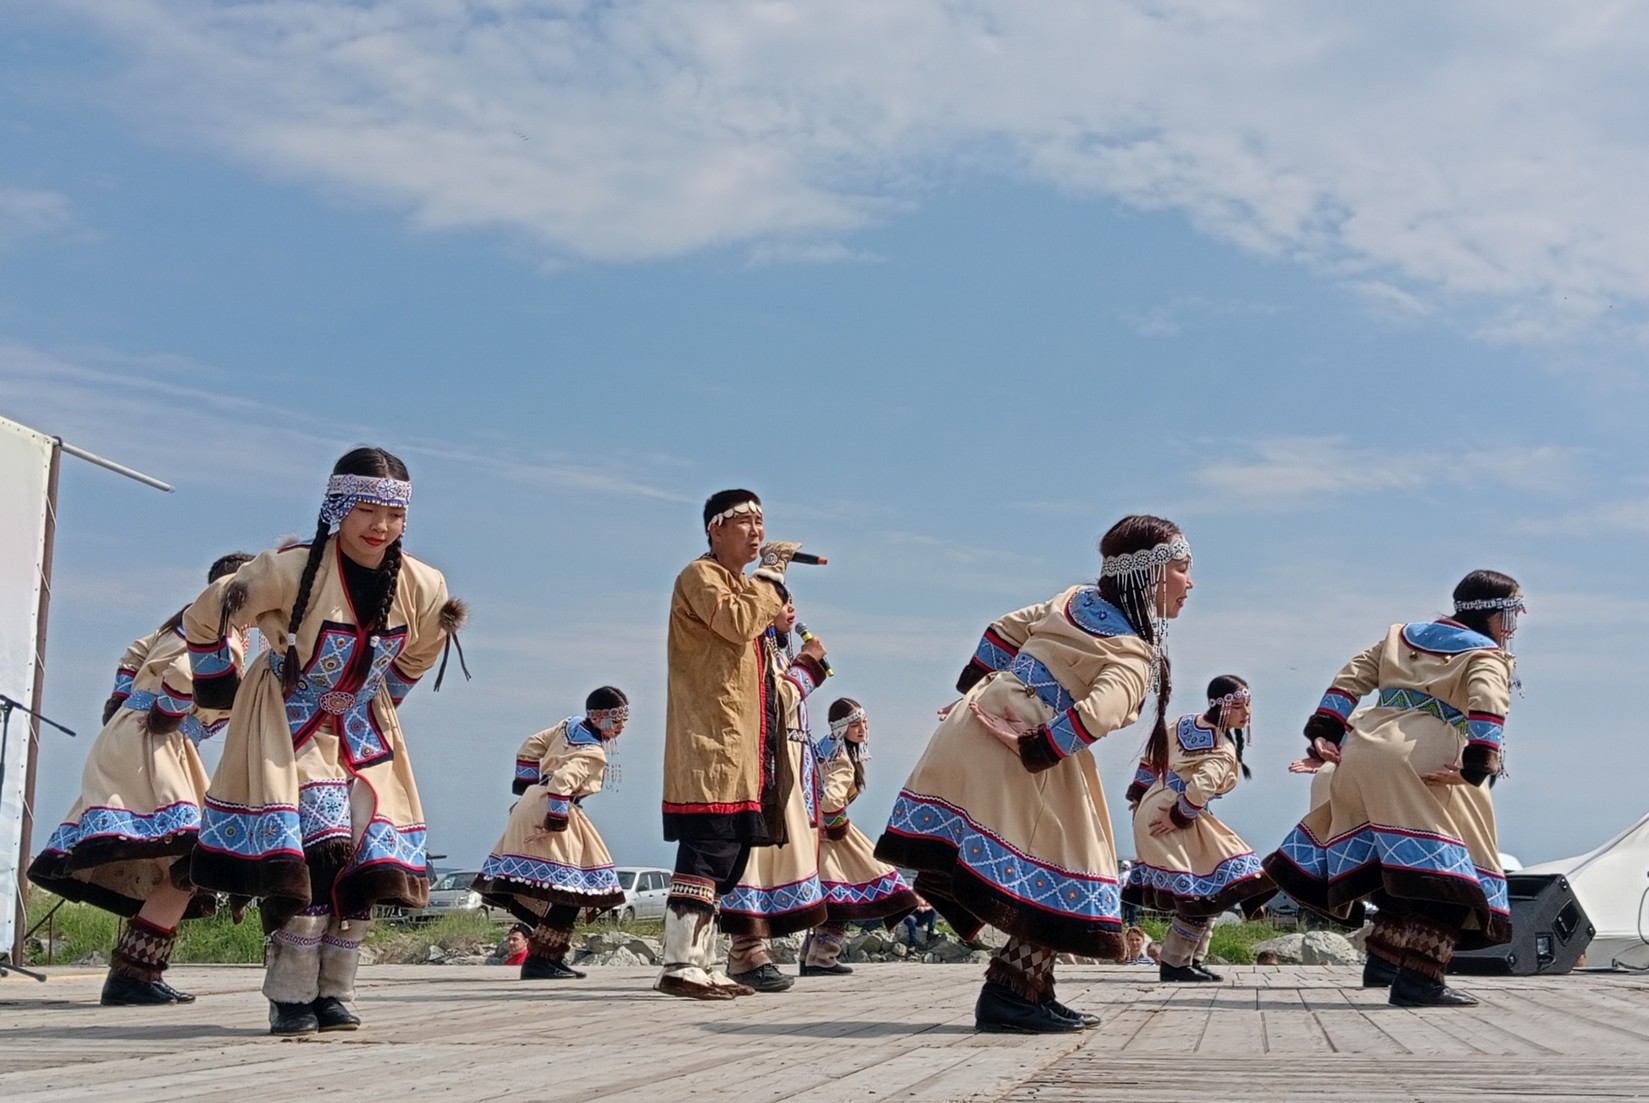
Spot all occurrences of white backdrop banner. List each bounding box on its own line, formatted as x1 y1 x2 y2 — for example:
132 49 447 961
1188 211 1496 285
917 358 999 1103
0 416 54 953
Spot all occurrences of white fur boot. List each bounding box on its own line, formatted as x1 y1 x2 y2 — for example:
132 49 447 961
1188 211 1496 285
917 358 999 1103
263 914 328 1004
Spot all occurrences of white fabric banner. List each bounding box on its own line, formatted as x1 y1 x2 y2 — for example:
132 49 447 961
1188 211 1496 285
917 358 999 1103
0 416 54 953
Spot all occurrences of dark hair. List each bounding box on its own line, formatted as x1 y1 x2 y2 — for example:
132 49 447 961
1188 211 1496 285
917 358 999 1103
827 696 868 793
281 446 409 695
1450 569 1520 641
1098 515 1180 781
585 685 628 712
702 488 761 546
208 552 255 584
510 923 531 938
1202 674 1252 780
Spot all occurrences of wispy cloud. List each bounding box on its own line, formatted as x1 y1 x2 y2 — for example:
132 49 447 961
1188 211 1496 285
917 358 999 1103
0 187 83 248
1191 435 1583 508
34 2 1649 342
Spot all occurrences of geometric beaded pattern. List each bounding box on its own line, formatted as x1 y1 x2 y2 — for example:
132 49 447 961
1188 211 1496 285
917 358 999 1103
1315 688 1358 725
1062 589 1138 638
970 628 1018 675
719 873 825 919
197 797 303 860
1125 850 1266 901
1006 653 1076 713
298 779 353 846
1377 687 1467 735
1274 820 1509 916
820 867 912 908
884 790 1120 923
477 852 623 897
1175 714 1217 752
344 816 427 877
1043 705 1098 761
270 622 409 769
42 799 200 855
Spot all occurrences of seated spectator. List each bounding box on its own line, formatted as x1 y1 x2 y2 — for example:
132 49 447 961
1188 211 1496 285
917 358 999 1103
1255 950 1280 966
490 924 531 966
902 895 939 945
1119 925 1154 965
1146 941 1161 964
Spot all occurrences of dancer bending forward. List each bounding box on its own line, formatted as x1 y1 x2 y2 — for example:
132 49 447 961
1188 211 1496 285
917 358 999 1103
877 515 1193 1034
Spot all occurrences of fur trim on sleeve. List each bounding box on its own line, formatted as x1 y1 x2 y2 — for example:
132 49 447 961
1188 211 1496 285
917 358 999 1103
439 597 468 634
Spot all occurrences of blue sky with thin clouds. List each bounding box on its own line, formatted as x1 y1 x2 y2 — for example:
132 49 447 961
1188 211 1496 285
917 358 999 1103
3 3 1648 876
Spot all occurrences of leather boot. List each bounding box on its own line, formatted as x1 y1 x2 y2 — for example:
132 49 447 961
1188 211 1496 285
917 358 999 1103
975 981 1082 1034
1389 967 1479 1008
1362 955 1400 988
269 1000 320 1036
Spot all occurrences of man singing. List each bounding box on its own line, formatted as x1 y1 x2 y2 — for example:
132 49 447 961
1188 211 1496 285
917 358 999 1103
655 489 827 1000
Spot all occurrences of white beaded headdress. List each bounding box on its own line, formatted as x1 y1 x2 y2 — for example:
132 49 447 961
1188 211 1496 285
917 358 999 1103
587 705 629 735
1208 686 1252 741
708 500 761 527
1100 535 1191 692
828 707 870 760
320 473 413 527
1454 592 1525 692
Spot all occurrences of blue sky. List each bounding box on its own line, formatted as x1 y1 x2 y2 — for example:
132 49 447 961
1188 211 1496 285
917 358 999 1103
4 3 1648 877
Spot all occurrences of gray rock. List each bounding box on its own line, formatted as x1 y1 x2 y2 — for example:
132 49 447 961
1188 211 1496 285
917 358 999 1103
75 950 107 967
890 942 908 958
970 926 1009 949
624 937 661 964
426 945 447 963
357 946 381 966
767 933 802 964
927 938 976 963
1300 930 1363 965
1250 933 1306 964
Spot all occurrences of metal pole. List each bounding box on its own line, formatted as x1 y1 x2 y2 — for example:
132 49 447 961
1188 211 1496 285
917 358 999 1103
57 440 172 493
13 440 60 968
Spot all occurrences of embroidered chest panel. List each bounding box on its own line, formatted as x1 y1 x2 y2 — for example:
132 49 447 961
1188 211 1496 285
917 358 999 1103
274 620 409 769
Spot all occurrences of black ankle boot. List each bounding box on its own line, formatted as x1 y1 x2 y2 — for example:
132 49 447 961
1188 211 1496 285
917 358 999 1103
269 1000 320 1035
974 981 1081 1034
313 996 361 1031
1042 997 1100 1027
520 955 587 980
153 978 196 1003
1388 967 1479 1008
100 970 179 1006
1362 955 1400 988
1159 961 1215 983
1192 961 1224 981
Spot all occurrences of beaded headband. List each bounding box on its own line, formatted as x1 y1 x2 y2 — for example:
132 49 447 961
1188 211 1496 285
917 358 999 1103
708 500 761 527
1454 595 1525 614
1210 687 1251 708
1100 537 1192 579
587 705 629 734
828 708 867 737
320 473 413 526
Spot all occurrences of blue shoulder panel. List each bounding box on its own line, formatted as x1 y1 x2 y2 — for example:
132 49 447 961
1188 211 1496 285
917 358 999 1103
564 717 602 747
1401 621 1497 656
1176 714 1217 752
1064 588 1140 638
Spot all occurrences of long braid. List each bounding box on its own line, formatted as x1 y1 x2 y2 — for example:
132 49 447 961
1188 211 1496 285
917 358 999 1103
1100 570 1172 779
281 515 331 696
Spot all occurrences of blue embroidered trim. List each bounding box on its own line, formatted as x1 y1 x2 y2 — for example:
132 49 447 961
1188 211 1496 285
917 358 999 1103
1132 763 1155 790
1042 707 1097 760
1176 795 1202 820
383 661 417 705
198 798 303 860
188 639 235 680
113 668 136 698
41 800 201 854
1006 653 1076 712
298 779 352 846
344 817 427 878
1467 712 1505 752
814 733 845 763
125 686 192 717
478 852 622 896
180 715 227 746
1275 821 1509 915
884 791 1120 923
269 622 409 769
1401 621 1498 656
719 874 825 918
822 806 848 828
515 759 540 785
1316 689 1357 724
786 663 818 697
821 867 912 908
546 794 571 819
1126 851 1266 901
971 628 1018 673
1064 589 1139 638
800 742 818 826
1176 714 1216 752
1377 687 1467 734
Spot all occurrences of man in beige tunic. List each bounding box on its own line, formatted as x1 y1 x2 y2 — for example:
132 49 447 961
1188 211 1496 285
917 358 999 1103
656 488 816 1000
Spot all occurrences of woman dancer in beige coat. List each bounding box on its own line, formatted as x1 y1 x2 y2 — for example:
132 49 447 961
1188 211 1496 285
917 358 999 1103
1123 675 1274 982
1264 570 1521 1008
877 515 1193 1034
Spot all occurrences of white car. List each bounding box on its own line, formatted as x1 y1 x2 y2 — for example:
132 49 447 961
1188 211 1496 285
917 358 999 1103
406 870 492 922
604 866 673 922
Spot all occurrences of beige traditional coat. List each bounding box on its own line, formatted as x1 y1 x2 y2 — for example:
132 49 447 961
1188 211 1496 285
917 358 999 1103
29 623 241 917
1122 715 1274 917
183 536 458 930
876 585 1151 957
1264 620 1514 948
512 725 560 794
663 557 788 844
719 635 830 937
815 741 917 924
474 717 626 920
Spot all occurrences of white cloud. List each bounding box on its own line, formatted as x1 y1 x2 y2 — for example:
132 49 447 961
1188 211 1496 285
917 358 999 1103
36 2 1649 338
0 187 83 248
1192 435 1582 507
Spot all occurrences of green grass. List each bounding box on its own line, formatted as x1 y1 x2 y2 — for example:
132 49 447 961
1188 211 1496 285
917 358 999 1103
1132 916 1284 964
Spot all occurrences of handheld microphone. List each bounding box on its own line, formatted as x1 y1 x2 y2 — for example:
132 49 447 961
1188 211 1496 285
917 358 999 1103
794 621 834 678
791 552 828 566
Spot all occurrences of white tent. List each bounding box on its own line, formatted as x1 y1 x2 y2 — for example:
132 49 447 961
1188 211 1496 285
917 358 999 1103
1520 813 1649 968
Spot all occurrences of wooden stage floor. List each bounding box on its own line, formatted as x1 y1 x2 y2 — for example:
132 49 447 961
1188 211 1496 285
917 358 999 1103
4 963 1648 1101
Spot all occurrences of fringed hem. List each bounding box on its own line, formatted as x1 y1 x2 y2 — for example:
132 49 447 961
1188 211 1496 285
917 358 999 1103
472 876 625 914
716 902 830 938
880 834 1125 959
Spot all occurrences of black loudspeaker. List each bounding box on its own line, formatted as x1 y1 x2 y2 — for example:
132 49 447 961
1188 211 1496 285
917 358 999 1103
1450 873 1595 976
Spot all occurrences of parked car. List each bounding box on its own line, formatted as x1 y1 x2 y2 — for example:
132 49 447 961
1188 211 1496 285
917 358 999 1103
406 869 491 922
601 866 673 923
